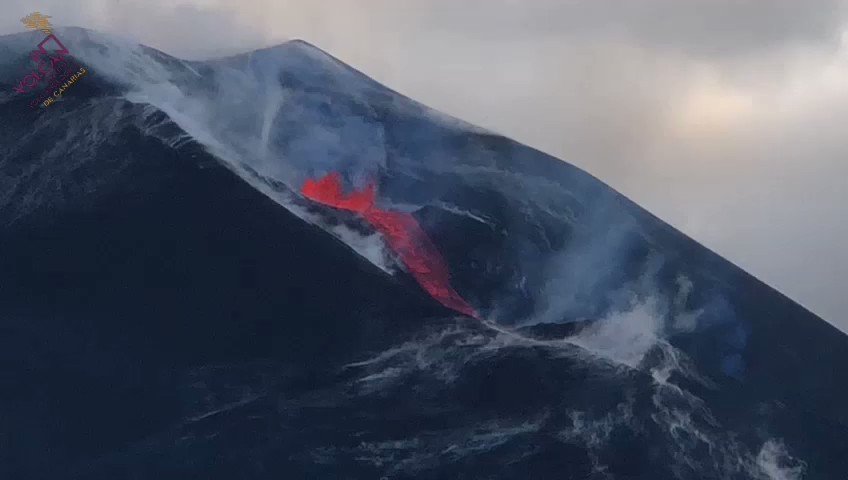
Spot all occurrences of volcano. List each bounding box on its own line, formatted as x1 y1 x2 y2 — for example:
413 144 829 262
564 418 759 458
0 28 846 480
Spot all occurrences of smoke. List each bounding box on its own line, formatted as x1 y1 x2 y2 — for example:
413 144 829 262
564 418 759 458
532 208 646 325
756 439 807 480
568 298 664 369
15 28 397 274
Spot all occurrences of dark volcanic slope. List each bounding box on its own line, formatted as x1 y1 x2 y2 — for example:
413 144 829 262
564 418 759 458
0 28 846 480
0 97 451 478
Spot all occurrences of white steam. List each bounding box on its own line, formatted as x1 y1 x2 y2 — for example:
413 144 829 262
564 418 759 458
568 297 663 368
49 28 398 272
757 440 807 480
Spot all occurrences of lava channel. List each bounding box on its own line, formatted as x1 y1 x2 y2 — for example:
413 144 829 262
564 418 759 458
302 172 479 319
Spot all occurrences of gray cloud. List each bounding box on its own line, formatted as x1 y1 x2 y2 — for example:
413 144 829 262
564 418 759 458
411 0 847 54
306 0 846 61
1 0 846 328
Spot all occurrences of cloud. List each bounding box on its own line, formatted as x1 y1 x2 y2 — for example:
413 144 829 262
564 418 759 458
0 0 268 59
399 0 848 57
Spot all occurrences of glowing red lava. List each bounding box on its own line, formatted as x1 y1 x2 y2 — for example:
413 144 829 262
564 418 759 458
302 172 479 319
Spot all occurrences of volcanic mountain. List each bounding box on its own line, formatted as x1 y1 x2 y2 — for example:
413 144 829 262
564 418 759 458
0 28 846 479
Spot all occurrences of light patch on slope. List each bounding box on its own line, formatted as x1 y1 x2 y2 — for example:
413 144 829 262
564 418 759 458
757 439 807 480
568 297 663 369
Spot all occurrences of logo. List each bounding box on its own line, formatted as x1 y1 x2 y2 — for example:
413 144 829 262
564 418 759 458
13 12 90 110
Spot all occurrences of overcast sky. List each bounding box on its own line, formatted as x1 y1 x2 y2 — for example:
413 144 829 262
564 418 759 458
3 0 847 330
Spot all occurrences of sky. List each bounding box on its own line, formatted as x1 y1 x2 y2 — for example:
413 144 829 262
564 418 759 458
3 0 847 330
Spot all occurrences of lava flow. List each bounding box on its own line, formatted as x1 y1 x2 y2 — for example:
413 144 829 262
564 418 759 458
302 172 479 319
